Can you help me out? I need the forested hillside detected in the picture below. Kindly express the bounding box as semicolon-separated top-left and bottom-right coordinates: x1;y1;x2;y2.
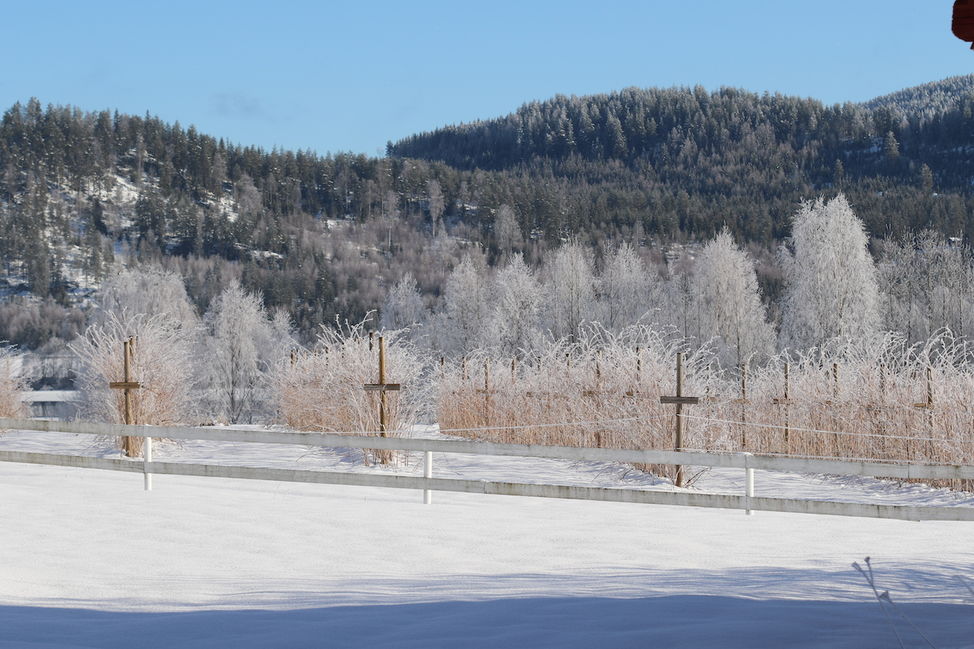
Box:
390;76;974;243
2;76;974;349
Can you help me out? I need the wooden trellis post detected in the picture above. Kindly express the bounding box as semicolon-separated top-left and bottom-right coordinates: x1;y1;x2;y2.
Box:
736;364;749;449
362;336;400;437
660;352;699;488
913;366;934;459
582;358;605;398
831;362;840;453
477;360;492;424
624;348;642;398
109;337;141;457
772;362;793;453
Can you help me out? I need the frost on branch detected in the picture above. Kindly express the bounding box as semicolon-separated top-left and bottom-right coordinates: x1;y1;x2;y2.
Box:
71;312;198;452
203;281;292;424
690;228;774;368
0;347;27;422
276;319;425;464
779;195;881;351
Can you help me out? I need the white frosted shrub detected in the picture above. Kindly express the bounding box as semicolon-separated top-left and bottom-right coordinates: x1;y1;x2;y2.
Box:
276;320;425;464
71;312;198;454
0;348;27;422
437;323;723;482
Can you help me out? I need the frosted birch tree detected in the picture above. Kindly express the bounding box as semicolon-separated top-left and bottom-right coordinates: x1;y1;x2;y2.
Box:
93;266;198;330
487;254;542;357
204;282;277;423
428;179;445;237
691;229;774;367
380;273;426;331
779;195;881;350
662;254;697;340
599;242;657;332
438;256;489;355
543;241;597;341
494;204;522;257
877;232;974;342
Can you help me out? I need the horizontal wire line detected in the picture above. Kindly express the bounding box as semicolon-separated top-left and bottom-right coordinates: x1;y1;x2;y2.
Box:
436;415;660;435
677;447;949;465
266;415;665;438
677;413;958;443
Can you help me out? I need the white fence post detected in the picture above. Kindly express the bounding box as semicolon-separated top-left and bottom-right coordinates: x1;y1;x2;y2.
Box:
743;452;754;515
423;450;433;505
144;436;153;492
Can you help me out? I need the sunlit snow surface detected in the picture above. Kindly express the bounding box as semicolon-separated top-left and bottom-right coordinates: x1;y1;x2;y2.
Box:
1;426;972;648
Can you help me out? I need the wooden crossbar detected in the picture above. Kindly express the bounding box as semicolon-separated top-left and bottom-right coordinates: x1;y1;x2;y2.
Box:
363;384;401;392
109;381;142;390
660;395;700;405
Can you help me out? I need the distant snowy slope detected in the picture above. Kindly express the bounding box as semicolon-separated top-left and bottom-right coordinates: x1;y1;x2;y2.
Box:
863;74;974;123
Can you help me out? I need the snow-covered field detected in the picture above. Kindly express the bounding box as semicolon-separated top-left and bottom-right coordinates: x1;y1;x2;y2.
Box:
1;427;972;648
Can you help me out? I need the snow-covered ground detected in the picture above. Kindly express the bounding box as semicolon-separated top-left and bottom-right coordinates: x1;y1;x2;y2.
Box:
1;427;972;648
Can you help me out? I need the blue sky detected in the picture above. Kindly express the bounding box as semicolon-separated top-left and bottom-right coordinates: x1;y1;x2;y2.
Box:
0;1;969;156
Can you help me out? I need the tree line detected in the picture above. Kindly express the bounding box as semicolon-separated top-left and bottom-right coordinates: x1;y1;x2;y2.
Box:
1;76;974;349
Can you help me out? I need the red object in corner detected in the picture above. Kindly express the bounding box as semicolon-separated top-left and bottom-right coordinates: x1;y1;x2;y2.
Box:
954;0;974;47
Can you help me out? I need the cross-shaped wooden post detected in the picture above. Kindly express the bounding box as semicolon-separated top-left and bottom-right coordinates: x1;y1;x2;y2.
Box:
109;336;142;457
362;336;400;437
659;351;699;488
475;360;498;426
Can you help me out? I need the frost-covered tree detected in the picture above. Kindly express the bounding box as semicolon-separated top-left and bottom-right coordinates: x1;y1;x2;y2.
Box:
877;232;974;342
437;256;489;355
599;242;657;332
543;241;597;341
204;282;279;423
487;254;542;357
266;309;297;369
662;254;696;340
93;266;198;330
428;179;445;237
380;273;426;331
691;229;774;367
0;347;27;419
779;195;881;350
493;204;522;257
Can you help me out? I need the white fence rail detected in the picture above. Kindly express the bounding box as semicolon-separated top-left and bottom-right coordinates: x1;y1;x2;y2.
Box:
1;417;973;522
